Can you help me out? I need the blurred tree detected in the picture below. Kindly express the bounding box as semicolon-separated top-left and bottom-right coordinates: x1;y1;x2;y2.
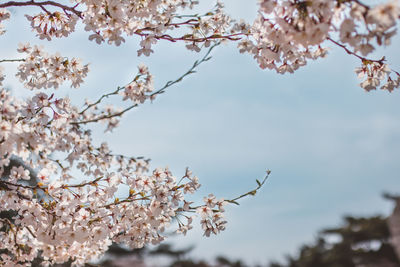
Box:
387;194;400;262
269;196;400;267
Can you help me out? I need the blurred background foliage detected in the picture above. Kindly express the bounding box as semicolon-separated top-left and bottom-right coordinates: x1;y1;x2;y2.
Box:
97;197;400;267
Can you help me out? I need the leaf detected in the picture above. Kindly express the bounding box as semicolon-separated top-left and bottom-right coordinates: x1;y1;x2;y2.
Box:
256;179;261;186
227;200;240;205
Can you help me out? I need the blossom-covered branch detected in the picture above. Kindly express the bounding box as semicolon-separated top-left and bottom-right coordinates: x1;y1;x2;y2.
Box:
1;0;400;266
73;42;219;127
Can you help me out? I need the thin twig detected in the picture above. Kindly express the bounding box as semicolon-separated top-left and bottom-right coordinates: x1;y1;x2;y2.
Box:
327;37;384;64
225;170;271;205
328;37;400;77
187;170;271;210
0;59;25;63
133;31;243;43
151;41;219;97
71;42;220;125
65;176;104;188
79;86;124;115
25;225;37;238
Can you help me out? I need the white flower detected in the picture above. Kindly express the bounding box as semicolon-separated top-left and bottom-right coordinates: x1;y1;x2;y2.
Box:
197;205;213;219
367;1;399;28
360;77;380;91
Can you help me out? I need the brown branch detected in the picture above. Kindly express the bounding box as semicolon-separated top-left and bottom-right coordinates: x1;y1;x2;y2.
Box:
134;31;244;43
0;180;37;190
0;180;38;200
71;103;138;125
102;196;150;209
327;37;384;64
328;37;400;78
65;176;104;188
0;59;25;63
25;225;37;238
0;0;82;17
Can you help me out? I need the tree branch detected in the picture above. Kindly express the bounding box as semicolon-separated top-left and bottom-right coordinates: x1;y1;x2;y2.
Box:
0;59;25;63
327;37;385;64
225;170;271;205
79;86;124;115
71;42;220;125
0;0;82;17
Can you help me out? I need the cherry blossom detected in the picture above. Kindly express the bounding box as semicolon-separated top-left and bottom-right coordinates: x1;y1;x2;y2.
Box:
15;43;89;90
0;0;399;265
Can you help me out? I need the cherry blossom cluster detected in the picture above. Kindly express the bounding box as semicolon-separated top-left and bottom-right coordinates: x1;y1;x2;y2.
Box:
78;0;234;55
341;1;399;56
197;193;227;237
75;63;155;132
0;41;241;265
77;101;123;132
0;0;399;265
355;61;400;92
0;8;10;36
182;2;234;52
81;0;196;46
1;0;399;91
236;0;400;89
15;43;89;90
2;0;235;55
236;0;336;73
0;86;228;266
120;64;154;104
25;12;79;40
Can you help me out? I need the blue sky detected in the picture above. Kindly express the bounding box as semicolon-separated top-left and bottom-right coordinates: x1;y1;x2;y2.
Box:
2;1;400;265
